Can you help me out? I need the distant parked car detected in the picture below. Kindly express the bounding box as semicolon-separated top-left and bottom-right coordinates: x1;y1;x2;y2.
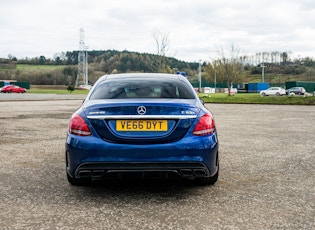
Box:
0;85;27;93
286;87;306;95
260;87;286;97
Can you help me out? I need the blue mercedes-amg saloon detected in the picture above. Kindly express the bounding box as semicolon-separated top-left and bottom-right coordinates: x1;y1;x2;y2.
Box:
66;73;219;185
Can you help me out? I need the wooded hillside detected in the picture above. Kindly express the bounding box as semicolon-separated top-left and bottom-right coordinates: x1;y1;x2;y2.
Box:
0;50;199;85
1;50;315;87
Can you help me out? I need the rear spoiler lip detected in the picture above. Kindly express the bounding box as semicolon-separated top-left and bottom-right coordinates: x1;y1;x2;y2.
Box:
87;115;197;120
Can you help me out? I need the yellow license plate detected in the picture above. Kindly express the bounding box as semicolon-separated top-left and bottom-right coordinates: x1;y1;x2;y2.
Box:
116;120;168;131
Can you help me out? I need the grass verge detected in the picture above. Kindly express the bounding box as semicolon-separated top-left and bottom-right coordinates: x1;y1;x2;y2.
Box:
26;89;315;105
199;93;315;105
28;88;89;95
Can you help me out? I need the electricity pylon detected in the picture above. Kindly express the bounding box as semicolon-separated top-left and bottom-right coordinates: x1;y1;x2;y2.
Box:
75;28;88;87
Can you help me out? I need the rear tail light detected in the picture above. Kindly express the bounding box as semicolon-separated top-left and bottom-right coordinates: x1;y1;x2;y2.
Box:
193;113;216;136
69;114;92;136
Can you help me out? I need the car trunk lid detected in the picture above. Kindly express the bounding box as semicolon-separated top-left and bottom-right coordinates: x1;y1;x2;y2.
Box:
83;100;200;144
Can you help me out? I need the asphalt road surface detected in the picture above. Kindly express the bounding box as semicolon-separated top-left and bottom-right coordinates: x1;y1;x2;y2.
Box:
0;94;314;229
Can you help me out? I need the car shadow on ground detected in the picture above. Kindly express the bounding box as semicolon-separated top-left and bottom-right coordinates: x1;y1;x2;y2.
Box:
66;178;214;201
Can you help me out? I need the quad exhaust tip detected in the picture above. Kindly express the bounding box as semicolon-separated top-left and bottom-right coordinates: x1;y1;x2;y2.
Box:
180;169;207;177
77;168;208;179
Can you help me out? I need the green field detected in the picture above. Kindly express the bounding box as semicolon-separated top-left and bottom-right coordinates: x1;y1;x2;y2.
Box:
26;88;315;105
199;93;315;105
16;64;65;71
28;88;89;95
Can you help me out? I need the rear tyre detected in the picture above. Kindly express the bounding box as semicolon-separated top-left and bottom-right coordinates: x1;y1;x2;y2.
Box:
67;173;89;186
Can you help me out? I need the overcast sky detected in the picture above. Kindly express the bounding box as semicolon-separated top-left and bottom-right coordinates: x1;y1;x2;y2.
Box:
1;0;314;62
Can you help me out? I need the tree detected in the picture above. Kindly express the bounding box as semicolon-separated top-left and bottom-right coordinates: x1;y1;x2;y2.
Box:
306;68;315;81
39;55;46;65
8;54;17;61
281;52;290;65
151;29;170;72
54;52;66;65
67;85;75;93
207;45;244;95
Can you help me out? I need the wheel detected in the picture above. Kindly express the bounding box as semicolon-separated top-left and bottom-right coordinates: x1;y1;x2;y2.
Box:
261;92;266;97
67;173;89;186
276;92;280;96
8;90;11;93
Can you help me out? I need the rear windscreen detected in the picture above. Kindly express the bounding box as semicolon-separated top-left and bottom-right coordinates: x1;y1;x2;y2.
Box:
89;78;195;99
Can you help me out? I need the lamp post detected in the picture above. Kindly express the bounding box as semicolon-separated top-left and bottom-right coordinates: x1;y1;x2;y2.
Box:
261;62;265;82
198;60;202;92
84;46;89;86
214;70;216;92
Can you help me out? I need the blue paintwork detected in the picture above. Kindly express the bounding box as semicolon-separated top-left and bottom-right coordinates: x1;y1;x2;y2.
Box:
66;73;219;181
66;131;218;176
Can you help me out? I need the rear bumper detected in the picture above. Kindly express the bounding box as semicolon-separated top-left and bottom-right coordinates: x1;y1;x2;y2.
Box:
66;132;219;180
71;161;215;180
